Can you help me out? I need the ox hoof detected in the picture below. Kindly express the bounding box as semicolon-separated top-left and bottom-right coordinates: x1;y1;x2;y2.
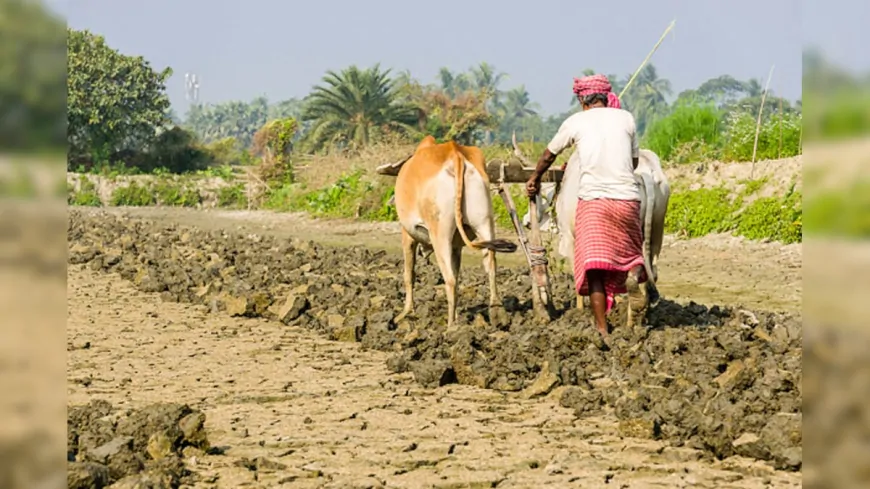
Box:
625;275;647;312
646;284;661;307
488;305;508;328
394;310;415;323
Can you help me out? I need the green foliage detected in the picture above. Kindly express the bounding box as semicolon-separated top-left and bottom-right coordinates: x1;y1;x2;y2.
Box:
734;188;802;244
665;183;803;243
665;187;736;237
153;179;202;207
196;164;236;180
0;0;67;150
721;111;802;161
184;97;304;148
643;103;724;162
251;118;299;182
491;185;529;229
217;184;248;209
110;182;155;206
145;127;212;173
202;137;247;166
804;180;870;238
68;177;102;207
301;65;419;153
409;88;495;145
303;170;367;215
67;28;173;167
263;170;396;221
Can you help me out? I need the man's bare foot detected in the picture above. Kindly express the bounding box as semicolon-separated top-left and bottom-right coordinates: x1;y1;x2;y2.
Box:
593;321;613;350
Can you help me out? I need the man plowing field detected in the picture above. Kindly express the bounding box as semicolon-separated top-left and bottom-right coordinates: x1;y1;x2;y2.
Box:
525;74;648;341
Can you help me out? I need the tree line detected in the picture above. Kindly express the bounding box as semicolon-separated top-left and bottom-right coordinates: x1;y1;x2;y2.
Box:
65;26;817;174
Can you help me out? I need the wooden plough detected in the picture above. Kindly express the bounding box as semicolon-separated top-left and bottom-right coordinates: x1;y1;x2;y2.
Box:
375;138;563;318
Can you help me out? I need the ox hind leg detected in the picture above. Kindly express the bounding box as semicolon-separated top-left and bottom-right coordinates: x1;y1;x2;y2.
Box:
429;227;461;330
395;228;419;323
469;223;508;326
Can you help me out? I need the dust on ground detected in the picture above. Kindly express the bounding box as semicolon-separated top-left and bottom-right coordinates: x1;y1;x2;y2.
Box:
68;207;802;487
68;264;800;488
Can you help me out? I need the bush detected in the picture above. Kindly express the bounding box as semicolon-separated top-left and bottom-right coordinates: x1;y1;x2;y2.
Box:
110;182;155;206
643;103;724;163
491;184;529;230
734;187;802;244
145;127;212;174
217;184;248;209
721;111;802;161
153;179;202;207
664;183;803;243
303;170;368;216
665;187;736;237
68;177;102;206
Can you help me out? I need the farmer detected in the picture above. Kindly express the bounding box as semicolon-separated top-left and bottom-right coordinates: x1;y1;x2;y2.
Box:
525;74;646;339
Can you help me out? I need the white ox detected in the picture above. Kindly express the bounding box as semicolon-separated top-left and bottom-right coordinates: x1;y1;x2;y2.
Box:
521;149;671;316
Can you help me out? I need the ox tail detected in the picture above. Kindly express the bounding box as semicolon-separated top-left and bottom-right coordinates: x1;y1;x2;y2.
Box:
638;172;659;300
452;152;518;254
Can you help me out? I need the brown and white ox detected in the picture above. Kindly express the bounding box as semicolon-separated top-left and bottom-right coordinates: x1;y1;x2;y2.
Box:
393;136;518;329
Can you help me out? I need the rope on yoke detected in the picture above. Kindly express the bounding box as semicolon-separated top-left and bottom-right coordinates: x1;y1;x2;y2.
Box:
528;245;548;267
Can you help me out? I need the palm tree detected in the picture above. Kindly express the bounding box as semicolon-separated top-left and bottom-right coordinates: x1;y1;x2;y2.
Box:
621;64;672;134
301;64;419;152
437;67;471;98
469;62;508;109
498;85;541;142
502;85;539;119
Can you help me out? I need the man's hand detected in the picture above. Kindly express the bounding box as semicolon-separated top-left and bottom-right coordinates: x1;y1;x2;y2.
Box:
526;173;541;197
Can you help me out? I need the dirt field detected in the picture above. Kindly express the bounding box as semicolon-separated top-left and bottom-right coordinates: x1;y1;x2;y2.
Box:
67;207;802;488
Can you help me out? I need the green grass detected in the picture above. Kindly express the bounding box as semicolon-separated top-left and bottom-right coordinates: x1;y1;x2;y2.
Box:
664;180;802;244
642;103;802;164
643;103;724;163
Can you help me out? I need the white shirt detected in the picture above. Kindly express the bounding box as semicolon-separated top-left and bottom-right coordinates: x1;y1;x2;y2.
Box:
546;107;640;201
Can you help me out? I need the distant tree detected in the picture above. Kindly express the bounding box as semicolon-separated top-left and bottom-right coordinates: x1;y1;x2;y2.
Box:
621;64;672;134
67;28;173;165
184;97;304;149
496;85;541;142
437;67;471;98
300;64;419;152
0;0;66;150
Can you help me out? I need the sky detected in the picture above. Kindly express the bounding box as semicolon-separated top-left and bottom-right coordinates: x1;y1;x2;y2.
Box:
49;0;853;118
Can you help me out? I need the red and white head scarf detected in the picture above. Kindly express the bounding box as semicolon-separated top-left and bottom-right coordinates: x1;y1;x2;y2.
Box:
573;74;621;108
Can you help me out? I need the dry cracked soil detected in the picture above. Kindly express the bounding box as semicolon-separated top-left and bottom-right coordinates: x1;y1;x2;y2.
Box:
67;207;802;488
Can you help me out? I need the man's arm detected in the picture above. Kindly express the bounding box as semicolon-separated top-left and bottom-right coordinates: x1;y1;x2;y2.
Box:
533;149;558;177
526;120;573;196
534;121;573;177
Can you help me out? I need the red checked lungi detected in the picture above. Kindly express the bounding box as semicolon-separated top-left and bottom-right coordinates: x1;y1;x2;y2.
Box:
573;198;647;304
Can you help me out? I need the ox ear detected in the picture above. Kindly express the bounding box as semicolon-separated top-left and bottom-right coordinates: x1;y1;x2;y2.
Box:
416;135;437;151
